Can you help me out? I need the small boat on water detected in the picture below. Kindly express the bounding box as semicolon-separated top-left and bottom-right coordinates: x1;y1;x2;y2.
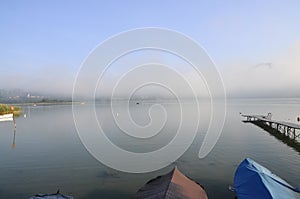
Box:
234;158;300;199
135;167;208;199
0;113;13;122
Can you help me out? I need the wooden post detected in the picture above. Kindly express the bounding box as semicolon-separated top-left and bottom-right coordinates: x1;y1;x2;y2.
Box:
292;128;296;140
284;126;287;136
13;114;16;129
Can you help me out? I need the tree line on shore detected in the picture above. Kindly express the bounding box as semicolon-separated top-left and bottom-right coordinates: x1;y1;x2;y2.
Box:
0;104;22;116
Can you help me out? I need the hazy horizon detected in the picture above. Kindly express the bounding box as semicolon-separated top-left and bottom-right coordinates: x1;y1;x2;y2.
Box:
1;1;300;99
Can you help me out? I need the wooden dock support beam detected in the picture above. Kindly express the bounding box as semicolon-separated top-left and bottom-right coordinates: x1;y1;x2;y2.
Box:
242;114;300;141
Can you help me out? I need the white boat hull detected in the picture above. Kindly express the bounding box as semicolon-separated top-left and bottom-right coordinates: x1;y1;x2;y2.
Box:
0;113;13;122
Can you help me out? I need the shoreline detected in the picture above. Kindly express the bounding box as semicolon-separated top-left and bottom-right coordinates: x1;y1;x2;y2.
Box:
9;101;75;106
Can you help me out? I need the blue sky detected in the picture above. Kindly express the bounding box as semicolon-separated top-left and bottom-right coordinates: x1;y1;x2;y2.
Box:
1;1;300;97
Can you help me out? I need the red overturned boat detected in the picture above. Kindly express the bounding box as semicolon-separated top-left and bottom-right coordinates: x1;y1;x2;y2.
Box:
135;167;208;199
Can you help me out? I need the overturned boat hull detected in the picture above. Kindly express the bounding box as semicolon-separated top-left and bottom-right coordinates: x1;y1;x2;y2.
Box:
234;158;300;199
135;167;208;199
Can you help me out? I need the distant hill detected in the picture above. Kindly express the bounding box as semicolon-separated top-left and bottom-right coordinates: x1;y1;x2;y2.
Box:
0;89;71;104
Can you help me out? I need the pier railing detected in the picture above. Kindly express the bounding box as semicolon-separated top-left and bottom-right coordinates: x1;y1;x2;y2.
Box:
242;114;300;141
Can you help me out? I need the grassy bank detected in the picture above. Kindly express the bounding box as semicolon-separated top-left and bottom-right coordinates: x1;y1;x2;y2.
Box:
0;104;22;116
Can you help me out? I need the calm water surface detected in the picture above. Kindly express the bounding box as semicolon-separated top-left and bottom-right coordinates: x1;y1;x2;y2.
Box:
0;99;299;199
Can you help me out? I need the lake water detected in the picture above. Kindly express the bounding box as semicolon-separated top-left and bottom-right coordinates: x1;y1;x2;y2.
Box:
0;99;299;199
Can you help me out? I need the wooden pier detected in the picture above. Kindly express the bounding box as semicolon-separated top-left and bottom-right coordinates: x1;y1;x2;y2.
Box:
242;113;300;140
